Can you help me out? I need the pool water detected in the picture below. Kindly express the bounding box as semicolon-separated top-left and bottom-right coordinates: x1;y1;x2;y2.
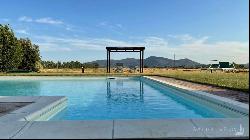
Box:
0;76;246;120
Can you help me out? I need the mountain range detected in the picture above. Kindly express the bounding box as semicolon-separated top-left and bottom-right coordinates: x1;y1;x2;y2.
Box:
86;56;204;68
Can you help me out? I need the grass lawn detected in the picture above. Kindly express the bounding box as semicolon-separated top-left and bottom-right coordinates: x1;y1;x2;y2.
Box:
0;68;249;92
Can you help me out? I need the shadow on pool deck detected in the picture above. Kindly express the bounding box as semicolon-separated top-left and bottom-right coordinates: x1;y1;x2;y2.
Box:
0;102;31;117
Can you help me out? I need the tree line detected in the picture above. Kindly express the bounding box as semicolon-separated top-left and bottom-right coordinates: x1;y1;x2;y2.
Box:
41;61;99;69
0;24;41;72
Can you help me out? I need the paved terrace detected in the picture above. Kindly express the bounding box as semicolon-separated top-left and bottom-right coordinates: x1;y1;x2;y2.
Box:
0;118;249;139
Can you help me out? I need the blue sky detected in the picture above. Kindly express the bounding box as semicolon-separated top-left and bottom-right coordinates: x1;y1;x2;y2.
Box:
0;0;249;64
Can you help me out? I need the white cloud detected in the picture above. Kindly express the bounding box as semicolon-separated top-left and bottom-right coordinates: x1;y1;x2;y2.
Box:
168;34;194;41
35;17;63;25
147;36;249;64
34;35;249;64
116;24;123;28
15;29;29;35
34;35;138;51
187;41;248;63
66;27;72;31
18;16;33;22
144;36;168;48
97;21;124;34
35;42;72;52
18;16;63;25
98;21;108;26
168;34;209;44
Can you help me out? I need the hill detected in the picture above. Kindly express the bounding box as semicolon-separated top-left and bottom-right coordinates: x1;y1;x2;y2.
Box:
86;56;202;68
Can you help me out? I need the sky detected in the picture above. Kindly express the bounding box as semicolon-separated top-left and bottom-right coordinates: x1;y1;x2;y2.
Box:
0;0;249;64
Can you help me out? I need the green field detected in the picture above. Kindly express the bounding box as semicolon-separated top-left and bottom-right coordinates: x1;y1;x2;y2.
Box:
0;68;249;92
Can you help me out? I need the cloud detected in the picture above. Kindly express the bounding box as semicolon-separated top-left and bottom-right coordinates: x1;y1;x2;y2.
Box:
35;17;63;25
168;34;194;41
15;29;29;35
34;34;249;64
18;16;33;22
116;24;123;28
168;34;209;44
18;16;63;25
144;36;168;48
35;42;72;52
98;21;108;26
66;27;72;31
34;35;138;51
146;36;249;64
98;21;123;29
97;21;124;34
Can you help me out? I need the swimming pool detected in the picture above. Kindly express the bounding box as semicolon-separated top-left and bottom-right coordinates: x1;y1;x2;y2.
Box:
0;76;247;120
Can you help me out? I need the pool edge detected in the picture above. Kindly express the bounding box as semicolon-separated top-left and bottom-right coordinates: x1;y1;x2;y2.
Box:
142;76;249;116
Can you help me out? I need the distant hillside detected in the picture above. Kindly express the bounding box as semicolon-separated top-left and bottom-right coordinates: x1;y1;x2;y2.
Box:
86;56;202;68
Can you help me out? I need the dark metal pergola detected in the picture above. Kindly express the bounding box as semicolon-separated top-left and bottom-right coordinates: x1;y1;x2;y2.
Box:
106;47;145;73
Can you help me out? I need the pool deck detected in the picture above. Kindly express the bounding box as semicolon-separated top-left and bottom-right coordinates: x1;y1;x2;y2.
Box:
0;76;249;139
0;118;248;139
150;76;249;104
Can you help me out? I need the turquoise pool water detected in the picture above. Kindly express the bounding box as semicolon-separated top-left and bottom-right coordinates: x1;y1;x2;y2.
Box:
0;76;245;120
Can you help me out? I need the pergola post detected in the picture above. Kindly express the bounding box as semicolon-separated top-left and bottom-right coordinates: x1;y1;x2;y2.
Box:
106;50;109;73
108;51;111;73
140;50;142;73
142;50;144;73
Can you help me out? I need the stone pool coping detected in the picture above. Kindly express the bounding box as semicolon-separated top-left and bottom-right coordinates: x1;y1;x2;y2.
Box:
143;76;249;116
0;96;67;121
0;76;249;139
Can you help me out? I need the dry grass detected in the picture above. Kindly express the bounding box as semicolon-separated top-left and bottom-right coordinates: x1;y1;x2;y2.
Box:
150;69;249;92
1;68;249;92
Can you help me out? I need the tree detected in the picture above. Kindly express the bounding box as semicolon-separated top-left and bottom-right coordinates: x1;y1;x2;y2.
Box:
0;24;41;72
0;24;22;71
232;62;245;69
18;38;41;71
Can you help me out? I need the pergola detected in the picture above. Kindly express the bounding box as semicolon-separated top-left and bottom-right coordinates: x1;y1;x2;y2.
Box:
106;47;145;73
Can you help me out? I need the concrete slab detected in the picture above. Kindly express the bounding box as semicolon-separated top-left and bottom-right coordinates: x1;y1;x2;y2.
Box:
113;119;205;139
15;120;113;139
0;121;29;139
0;113;27;122
191;118;249;138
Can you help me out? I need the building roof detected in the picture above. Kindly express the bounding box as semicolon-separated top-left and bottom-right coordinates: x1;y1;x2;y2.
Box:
106;47;145;51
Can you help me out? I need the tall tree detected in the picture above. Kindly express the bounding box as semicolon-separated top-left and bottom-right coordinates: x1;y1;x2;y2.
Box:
0;24;22;71
19;38;41;71
0;24;41;72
